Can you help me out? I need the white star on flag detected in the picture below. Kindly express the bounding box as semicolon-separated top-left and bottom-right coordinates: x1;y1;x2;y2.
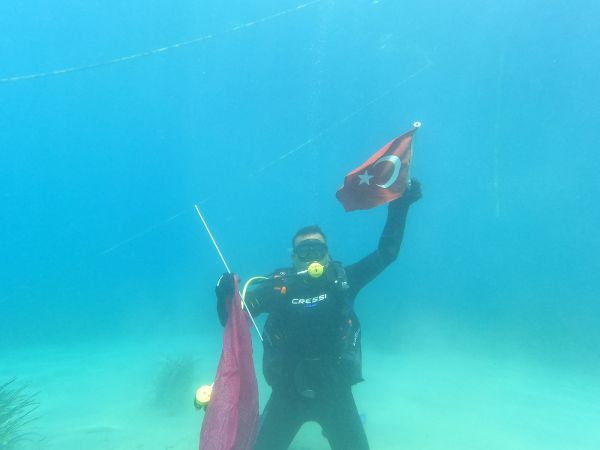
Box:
358;170;374;185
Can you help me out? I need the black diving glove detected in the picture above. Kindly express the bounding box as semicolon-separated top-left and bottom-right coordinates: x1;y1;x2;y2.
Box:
215;272;235;301
216;272;236;326
390;178;422;209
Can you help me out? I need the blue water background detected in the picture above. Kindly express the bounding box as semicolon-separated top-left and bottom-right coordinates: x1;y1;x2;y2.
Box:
1;0;599;372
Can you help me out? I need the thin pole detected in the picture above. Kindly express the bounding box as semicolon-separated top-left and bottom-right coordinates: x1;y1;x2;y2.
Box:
194;204;231;274
194;204;263;342
407;120;422;190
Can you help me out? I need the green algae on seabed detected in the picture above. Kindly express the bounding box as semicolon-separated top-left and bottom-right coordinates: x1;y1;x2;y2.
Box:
0;378;39;449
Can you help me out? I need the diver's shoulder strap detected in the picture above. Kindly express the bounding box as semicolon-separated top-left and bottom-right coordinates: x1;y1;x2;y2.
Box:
267;264;350;294
271;267;293;278
328;260;350;293
268;267;295;287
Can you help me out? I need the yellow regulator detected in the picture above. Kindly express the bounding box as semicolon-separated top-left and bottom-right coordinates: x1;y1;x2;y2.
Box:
307;262;324;278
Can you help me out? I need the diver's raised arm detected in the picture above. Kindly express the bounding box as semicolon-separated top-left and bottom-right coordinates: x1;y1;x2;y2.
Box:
345;179;422;294
378;178;422;265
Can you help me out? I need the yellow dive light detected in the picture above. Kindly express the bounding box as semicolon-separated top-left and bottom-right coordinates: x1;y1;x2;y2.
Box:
194;384;213;410
307;262;324;278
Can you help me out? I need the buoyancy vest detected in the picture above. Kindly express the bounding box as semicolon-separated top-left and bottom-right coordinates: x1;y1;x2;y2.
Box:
261;261;363;391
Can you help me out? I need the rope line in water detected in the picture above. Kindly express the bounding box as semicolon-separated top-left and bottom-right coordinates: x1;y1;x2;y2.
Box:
99;212;186;255
99;58;434;255
0;0;323;83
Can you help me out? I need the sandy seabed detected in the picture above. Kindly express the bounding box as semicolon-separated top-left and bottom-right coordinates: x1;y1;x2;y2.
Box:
2;334;599;450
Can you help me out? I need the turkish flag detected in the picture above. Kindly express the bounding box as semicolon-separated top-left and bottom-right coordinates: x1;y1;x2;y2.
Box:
336;124;419;212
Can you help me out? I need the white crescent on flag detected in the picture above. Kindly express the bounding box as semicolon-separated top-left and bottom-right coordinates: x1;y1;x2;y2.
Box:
374;155;401;189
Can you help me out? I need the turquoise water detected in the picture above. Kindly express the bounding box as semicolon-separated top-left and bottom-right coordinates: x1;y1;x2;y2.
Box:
1;1;599;448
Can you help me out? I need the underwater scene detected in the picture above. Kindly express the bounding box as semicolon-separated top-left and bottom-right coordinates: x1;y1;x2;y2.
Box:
1;0;599;449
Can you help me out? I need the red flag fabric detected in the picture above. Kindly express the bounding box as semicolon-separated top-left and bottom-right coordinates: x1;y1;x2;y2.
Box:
336;124;418;212
199;275;259;450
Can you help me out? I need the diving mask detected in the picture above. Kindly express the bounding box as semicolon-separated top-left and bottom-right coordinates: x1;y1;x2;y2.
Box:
294;239;328;262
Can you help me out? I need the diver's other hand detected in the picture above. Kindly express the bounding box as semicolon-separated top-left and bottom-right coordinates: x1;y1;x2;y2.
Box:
215;272;235;301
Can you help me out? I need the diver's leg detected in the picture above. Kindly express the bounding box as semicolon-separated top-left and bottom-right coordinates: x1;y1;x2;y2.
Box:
253;389;303;450
318;386;369;450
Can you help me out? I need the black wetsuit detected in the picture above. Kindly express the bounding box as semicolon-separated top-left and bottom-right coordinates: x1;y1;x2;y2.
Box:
216;198;414;450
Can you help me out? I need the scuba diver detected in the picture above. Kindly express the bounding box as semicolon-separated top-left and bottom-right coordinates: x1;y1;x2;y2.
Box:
214;179;422;450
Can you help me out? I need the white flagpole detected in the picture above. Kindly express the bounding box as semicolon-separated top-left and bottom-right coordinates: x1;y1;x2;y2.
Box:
194;204;232;274
407;121;421;190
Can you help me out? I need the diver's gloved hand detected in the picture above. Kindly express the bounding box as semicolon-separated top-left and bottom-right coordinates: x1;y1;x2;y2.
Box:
215;272;235;301
216;272;236;326
390;178;422;209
